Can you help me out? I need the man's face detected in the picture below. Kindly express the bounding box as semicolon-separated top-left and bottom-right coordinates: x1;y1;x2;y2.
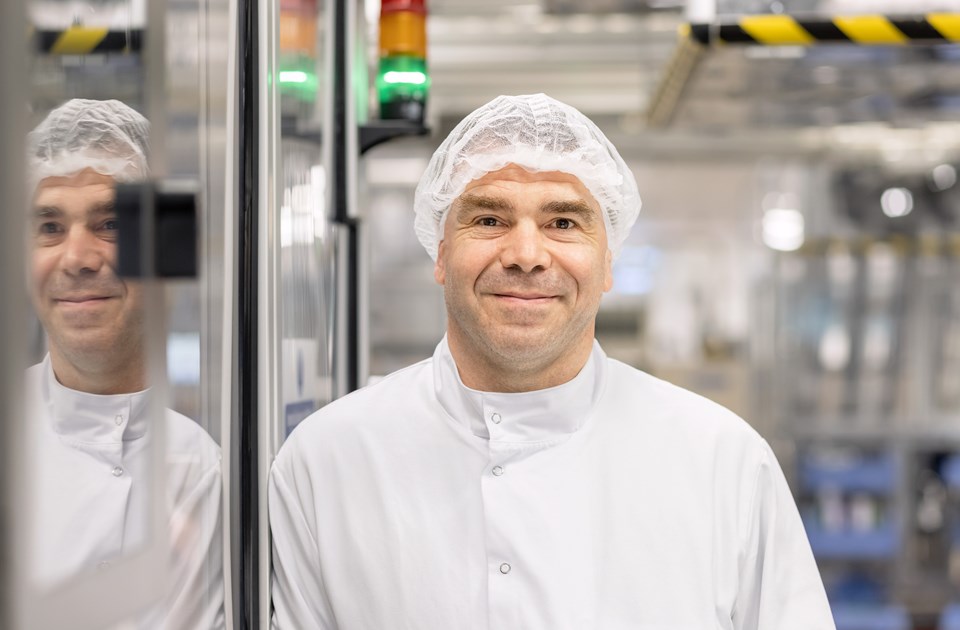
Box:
434;164;613;375
30;169;143;369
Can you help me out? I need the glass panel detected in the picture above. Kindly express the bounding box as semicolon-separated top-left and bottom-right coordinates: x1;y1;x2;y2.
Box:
276;0;335;444
262;0;334;624
16;0;228;626
279;141;336;440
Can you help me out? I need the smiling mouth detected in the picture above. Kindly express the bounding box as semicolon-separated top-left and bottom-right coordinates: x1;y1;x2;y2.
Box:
494;293;557;302
56;296;114;306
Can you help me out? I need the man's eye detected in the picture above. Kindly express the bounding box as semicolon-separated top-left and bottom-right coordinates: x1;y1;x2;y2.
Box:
38;222;62;235
553;218;575;230
477;217;500;227
102;219;119;231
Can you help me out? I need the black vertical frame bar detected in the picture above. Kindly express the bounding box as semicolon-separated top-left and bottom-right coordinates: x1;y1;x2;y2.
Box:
330;0;359;393
347;222;360;392
234;0;259;625
332;0;347;227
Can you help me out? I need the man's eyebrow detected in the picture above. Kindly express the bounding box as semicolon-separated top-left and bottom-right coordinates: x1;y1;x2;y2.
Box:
31;201;115;219
89;200;116;216
32;206;62;219
540;199;598;224
456;194;514;219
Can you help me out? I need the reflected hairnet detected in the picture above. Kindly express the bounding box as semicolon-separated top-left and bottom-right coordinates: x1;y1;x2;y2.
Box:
28;99;150;187
414;93;641;261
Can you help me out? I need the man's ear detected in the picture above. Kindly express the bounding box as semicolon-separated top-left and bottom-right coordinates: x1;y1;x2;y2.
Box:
434;241;446;285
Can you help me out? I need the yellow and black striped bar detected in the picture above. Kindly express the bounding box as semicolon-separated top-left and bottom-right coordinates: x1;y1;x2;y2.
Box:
34;27;143;55
688;14;960;46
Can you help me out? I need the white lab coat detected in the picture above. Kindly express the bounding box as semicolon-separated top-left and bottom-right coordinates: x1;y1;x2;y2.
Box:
270;337;835;630
26;355;224;629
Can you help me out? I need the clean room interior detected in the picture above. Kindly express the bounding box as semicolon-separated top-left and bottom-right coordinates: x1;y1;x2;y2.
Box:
3;0;960;627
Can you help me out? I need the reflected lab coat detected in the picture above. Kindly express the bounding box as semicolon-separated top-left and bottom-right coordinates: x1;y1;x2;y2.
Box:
270;337;835;630
26;355;224;629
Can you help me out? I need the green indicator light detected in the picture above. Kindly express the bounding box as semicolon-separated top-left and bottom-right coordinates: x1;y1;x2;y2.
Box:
377;55;429;122
279;57;318;101
383;70;427;85
279;70;309;84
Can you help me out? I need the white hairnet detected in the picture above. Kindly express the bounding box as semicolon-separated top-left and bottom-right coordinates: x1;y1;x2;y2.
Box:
28;98;150;188
414;93;641;261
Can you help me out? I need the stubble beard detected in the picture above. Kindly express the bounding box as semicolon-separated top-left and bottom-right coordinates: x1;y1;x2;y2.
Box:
35;273;146;384
44;307;146;387
443;286;598;382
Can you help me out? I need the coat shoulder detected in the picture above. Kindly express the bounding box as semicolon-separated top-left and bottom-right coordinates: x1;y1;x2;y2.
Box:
603;357;766;450
275;356;434;465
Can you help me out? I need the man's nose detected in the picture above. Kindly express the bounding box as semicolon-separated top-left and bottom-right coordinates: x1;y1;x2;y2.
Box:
60;228;107;275
499;221;551;273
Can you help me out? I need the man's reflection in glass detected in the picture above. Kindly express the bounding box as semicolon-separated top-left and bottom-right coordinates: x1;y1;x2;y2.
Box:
25;99;224;628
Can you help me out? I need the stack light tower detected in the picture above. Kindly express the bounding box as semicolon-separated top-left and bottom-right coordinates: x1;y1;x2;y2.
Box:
278;0;319;101
376;0;429;123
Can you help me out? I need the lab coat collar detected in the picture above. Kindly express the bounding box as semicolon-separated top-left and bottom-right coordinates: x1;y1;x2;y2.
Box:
41;354;150;443
433;335;606;443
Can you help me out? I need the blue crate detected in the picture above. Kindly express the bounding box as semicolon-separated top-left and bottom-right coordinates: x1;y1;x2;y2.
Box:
833;604;910;630
826;572;886;605
804;521;899;559
944;455;960;490
941;603;960;630
800;453;896;494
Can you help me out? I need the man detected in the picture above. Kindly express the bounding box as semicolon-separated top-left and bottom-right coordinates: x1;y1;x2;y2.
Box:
25;99;223;628
270;94;835;629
